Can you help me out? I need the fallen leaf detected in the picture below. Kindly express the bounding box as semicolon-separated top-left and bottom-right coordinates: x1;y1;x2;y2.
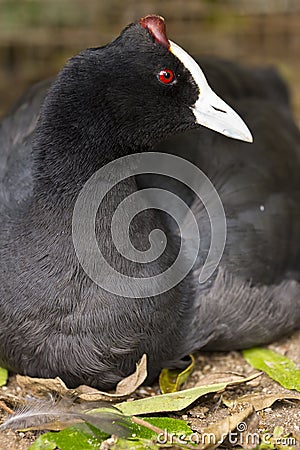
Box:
75;384;119;401
16;357;148;402
223;391;300;411
185;371;260;389
133;416;193;439
108;437;159;449
0;367;8;387
159;354;195;394
243;347;300;391
28;423;109;450
16;375;70;397
15;375;127;401
116;354;147;395
0;393;24;409
114;373;260;415
194;405;255;449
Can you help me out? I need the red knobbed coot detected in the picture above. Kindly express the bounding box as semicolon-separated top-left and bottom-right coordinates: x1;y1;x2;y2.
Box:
0;16;299;389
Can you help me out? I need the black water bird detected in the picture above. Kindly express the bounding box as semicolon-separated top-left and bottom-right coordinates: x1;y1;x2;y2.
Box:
0;15;299;389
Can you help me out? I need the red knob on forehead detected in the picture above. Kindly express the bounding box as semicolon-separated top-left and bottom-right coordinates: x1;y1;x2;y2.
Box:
139;15;170;49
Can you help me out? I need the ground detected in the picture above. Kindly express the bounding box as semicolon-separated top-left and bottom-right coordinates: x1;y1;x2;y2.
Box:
0;331;299;450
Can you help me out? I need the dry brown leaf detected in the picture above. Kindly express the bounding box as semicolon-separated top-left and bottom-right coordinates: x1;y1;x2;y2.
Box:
76;389;129;401
0;393;25;409
16;375;70;397
15;375;128;402
115;354;147;395
195;405;254;450
16;354;147;402
239;411;260;450
75;385;126;401
223;391;300;411
194;372;261;388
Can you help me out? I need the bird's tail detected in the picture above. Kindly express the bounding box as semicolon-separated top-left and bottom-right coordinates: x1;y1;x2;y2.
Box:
187;266;300;352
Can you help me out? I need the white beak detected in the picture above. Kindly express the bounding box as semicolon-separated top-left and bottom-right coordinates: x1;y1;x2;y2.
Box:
193;87;253;142
169;41;253;143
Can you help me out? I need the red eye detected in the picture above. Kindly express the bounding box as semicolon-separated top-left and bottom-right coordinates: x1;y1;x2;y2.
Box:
158;69;175;84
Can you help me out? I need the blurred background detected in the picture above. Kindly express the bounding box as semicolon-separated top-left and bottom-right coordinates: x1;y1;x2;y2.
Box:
0;0;299;121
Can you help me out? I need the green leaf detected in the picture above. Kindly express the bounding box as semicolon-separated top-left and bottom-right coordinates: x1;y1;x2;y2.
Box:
29;415;193;450
28;423;109;450
159;354;195;393
115;374;259;415
243;347;300;391
130;416;193;440
29;439;56;450
116;416;193;448
273;426;284;439
116;383;226;415
0;367;8;386
109;437;159;449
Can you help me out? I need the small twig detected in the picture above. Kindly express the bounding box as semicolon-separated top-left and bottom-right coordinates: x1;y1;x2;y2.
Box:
131;416;167;435
0;400;14;415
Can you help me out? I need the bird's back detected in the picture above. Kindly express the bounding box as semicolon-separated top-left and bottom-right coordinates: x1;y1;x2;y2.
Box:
0;80;51;211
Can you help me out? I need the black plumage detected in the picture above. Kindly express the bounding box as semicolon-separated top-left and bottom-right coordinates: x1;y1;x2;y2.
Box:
0;16;299;389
